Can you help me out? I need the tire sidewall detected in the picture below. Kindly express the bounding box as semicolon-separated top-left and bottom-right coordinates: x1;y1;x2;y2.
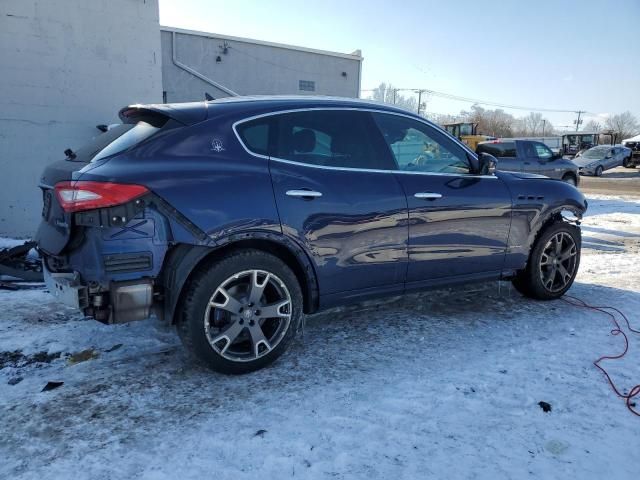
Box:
179;250;303;374
527;222;581;300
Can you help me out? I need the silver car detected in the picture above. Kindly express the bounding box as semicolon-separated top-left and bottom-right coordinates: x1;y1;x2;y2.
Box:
572;145;631;176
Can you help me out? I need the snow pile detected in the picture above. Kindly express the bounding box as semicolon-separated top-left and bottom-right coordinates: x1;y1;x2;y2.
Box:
0;194;639;479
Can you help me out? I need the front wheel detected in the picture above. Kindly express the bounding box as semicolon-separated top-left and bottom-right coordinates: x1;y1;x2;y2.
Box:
595;165;604;177
512;222;581;300
561;173;577;186
176;249;303;374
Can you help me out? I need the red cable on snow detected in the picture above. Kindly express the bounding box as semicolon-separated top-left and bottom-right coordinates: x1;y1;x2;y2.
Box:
562;295;640;417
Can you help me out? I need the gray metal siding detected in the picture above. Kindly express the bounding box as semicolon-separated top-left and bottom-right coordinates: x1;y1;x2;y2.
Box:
161;30;361;103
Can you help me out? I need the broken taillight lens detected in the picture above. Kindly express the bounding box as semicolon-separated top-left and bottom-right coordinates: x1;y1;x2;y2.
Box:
54;181;148;213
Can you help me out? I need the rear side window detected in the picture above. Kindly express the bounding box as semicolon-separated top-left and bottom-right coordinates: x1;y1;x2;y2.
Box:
477;142;516;158
271;110;396;170
236;118;270;156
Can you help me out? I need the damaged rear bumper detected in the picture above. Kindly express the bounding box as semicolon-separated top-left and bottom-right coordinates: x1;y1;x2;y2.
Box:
43;262;153;324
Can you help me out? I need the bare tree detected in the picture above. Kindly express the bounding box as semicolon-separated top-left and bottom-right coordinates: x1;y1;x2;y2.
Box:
458;105;515;137
522;112;544;136
583;120;602;133
604;111;640;141
370;83;417;113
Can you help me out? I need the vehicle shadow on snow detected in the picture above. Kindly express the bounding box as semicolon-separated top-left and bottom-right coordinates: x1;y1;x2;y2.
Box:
3;278;638;465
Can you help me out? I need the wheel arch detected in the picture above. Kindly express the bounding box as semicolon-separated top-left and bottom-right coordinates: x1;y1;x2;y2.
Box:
158;232;320;324
522;204;583;270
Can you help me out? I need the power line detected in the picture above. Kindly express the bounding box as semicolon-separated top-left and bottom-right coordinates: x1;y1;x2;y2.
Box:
361;86;589;114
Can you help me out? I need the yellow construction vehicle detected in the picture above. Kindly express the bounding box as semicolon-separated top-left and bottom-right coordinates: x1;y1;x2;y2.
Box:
443;122;496;151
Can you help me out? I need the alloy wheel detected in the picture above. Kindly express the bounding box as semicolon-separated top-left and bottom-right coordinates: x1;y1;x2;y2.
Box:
203;270;292;362
538;232;578;293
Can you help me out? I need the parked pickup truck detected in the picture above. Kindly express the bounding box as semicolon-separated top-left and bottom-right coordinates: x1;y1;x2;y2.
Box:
476;140;580;186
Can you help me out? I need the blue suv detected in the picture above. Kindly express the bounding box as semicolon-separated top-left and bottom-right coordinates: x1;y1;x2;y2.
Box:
36;97;587;374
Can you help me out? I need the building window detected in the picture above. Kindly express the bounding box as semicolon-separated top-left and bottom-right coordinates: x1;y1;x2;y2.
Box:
299;80;316;92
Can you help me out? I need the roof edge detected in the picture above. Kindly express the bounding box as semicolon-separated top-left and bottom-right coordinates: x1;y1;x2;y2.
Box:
160;25;363;61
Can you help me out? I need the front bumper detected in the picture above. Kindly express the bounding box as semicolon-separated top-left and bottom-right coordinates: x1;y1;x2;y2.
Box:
43;262;154;324
578;166;598;175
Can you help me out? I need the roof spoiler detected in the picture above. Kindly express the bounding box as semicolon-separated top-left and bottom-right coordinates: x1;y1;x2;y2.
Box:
118;102;209;127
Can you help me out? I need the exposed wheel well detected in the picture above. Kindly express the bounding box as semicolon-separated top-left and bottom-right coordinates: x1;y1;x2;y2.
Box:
212;239;317;314
522;209;580;272
167;237;319;322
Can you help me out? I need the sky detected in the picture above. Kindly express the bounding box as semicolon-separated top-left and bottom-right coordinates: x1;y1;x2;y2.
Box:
159;0;640;128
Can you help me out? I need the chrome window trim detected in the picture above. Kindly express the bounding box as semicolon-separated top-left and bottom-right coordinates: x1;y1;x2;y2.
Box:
231;107;497;179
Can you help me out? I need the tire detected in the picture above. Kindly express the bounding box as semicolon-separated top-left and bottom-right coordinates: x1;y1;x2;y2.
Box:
176;249;303;374
561;173;577;186
595;165;603;177
623;157;630;168
512;222;581;300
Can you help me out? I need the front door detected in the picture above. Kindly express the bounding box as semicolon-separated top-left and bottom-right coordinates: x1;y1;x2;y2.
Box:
249;109;408;297
371;112;512;283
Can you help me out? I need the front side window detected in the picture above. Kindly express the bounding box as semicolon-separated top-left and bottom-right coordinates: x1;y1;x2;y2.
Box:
372;113;470;174
271;110;395;170
533;142;553;160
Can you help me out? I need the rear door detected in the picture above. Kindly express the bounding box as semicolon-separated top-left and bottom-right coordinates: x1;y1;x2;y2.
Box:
239;110;408;298
371;112;512;282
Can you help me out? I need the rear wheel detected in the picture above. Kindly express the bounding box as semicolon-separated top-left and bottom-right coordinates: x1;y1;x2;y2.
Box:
512;222;581;300
176;249;303;374
595;165;604;177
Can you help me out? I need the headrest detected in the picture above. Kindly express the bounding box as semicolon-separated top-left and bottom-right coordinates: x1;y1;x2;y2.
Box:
292;129;316;153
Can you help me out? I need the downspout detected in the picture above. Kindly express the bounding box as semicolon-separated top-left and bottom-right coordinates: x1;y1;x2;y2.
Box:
171;32;239;97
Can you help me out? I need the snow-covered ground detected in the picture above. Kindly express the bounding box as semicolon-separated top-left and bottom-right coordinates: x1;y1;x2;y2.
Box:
1;195;639;479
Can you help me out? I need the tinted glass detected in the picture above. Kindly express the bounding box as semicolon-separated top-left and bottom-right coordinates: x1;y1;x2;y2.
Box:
477;142;516;158
236;118;270;156
272;110;395;170
372;113;470;174
92;122;159;162
533;142;553;160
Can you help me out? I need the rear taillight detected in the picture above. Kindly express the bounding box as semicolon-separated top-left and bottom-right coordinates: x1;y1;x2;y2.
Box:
54;181;148;213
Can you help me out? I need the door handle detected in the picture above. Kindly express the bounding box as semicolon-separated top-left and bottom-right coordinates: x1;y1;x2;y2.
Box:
286;189;323;198
414;192;443;200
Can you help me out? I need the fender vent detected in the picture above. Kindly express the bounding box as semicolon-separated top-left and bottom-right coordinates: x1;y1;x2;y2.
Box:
103;252;152;273
517;194;544;201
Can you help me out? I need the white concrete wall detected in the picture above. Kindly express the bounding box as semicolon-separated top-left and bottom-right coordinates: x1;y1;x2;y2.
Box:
0;0;162;237
161;28;362;103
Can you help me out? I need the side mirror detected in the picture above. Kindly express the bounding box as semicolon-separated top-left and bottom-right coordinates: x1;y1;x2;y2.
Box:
551;153;562;160
478;152;497;175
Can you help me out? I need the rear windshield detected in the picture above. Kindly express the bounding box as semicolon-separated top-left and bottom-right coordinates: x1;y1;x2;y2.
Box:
92;122;159;162
68;122;160;163
476;142;516;157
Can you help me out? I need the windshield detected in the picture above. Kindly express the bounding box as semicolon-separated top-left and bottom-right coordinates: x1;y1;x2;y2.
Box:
92;122;159;162
583;147;608;159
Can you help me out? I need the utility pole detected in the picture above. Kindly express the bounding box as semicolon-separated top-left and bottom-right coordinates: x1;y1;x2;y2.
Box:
415;89;427;116
574;110;585;131
392;88;398;105
542;119;546;136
